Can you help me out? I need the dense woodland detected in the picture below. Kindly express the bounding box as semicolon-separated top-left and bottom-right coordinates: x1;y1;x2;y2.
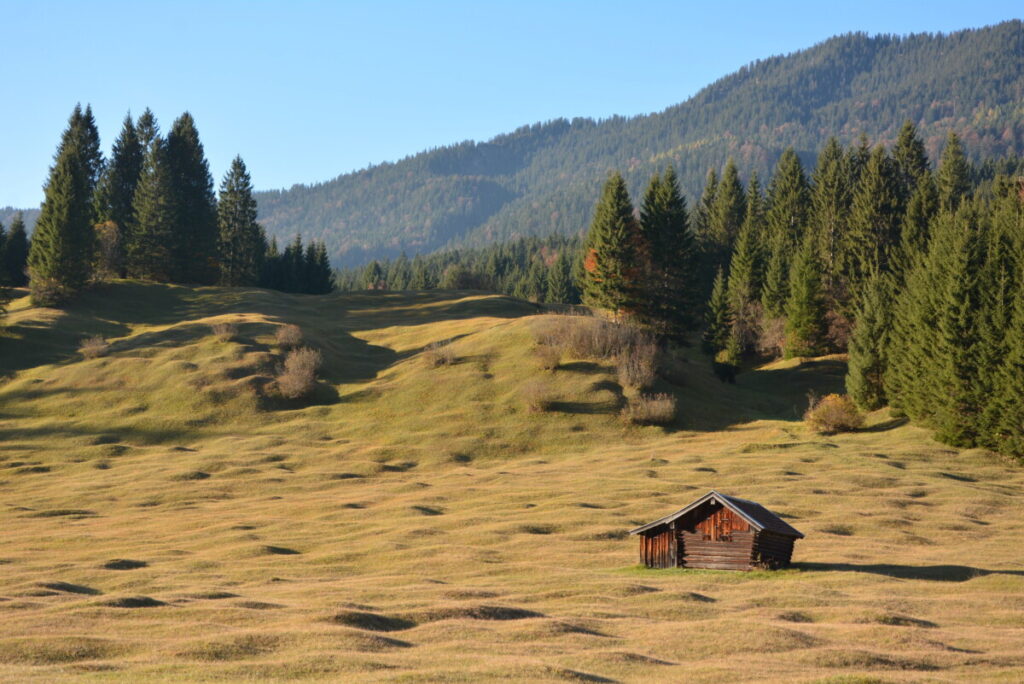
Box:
258;22;1024;265
16;105;333;307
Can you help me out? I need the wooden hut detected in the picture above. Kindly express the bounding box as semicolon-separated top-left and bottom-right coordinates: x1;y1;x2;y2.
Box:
629;490;804;570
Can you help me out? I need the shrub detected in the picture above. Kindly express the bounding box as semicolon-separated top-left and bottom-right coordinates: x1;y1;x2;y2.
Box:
423;340;456;367
276;347;322;399
756;316;786;358
617;340;657;390
533;344;561;371
79;336;109;359
533;314;654;362
211;322;238;343
275;324;303;350
621;393;676;425
804;393;864;434
521;380;554;412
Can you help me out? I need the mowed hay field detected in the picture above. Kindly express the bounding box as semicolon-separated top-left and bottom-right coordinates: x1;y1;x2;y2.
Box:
1;282;1023;683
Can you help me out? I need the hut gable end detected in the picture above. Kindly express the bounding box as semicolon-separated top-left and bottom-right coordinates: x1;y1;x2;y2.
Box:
629;490;803;571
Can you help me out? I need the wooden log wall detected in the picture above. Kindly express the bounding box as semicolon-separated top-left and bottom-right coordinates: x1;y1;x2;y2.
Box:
678;530;754;570
692;505;750;540
639;528;676;568
752;531;795;568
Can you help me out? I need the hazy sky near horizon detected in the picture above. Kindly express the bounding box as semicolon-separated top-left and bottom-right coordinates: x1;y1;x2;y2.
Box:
1;1;1018;208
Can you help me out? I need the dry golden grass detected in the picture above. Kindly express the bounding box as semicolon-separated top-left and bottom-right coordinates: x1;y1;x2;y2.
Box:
0;283;1022;682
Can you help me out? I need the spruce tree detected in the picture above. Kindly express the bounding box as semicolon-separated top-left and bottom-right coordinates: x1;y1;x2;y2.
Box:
261;236;282;289
693;168;718;246
726;173;765;350
128;136;175;281
3;213;29;287
546;251;572;304
581;172;640;316
809;137;850;294
843;145;901;300
303;241;335;294
708;158;745;261
994;290;1024;457
765;148;810;247
363;260;384;290
896;171;939;275
936;131;971;214
28;109;96;304
702;267;733;356
93;114;144;277
760;230;791;320
135;108;159;150
637;166;698;338
892;120;929;203
217;156;264;287
783;233;827;358
166;112;218;284
846;270;892;409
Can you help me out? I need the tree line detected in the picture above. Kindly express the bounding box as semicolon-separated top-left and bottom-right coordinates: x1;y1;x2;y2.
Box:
22;104;333;307
580;122;1023;459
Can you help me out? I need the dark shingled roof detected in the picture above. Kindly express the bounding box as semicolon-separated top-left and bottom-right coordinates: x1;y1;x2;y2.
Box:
628;490;804;539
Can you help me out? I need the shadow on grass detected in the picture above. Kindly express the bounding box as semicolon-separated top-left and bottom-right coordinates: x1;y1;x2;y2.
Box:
793;562;1024;581
859;417;910;433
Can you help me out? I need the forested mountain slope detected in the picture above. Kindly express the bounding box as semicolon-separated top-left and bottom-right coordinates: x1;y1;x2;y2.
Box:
256;21;1024;266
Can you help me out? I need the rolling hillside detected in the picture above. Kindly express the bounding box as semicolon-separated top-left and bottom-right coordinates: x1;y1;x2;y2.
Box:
256;21;1024;265
1;282;1023;681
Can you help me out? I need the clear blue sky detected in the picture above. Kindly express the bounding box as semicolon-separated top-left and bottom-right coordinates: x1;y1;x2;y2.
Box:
1;1;1018;209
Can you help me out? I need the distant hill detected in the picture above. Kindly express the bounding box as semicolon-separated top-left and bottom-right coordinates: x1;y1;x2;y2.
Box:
255;21;1024;266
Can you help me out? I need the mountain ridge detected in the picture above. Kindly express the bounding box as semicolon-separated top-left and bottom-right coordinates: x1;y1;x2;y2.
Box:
254;20;1023;266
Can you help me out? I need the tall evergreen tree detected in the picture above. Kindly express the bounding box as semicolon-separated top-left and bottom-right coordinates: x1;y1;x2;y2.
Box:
135;108;159;150
843;145;901;299
726;173;765;349
702;267;733;356
93;113;144;276
783;233;827;358
896;171;939;276
304;241;335;294
2;212;29;286
760;230;792;320
707;158;745;261
765;148;810;247
693;168;718;246
809;137;850;293
846;269;892;409
28;108;96;304
128;136;175;281
546;250;573;304
637;166;698;338
936;131;971;214
166;112;219;284
580;172;640;315
892;120;929;202
217;156;264;287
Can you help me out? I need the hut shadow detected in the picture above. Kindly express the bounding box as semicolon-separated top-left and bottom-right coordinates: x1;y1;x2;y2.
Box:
792;562;1024;582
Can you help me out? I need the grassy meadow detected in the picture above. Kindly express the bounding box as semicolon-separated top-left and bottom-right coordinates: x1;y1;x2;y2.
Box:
1;281;1022;682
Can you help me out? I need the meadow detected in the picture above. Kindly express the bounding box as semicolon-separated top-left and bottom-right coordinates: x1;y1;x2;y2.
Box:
1;282;1022;682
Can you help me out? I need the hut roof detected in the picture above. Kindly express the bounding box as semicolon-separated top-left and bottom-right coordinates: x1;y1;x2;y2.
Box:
628;490;804;539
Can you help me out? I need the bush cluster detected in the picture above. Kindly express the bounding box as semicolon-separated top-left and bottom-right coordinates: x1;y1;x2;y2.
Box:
621;393;677;425
78;335;110;359
423;340;456;367
210;322;237;343
276;347;322;399
275;324;303;350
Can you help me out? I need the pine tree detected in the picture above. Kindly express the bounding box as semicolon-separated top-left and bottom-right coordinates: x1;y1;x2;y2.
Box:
546;251;572;304
896;171;939;275
809;138;850;294
135;108;159;150
261;236;282;289
936;131;971;214
702;267;733;356
166;112;218;283
635;166;698;337
726;173;765;350
217;156;264;287
846;270;892;409
843;145;901;300
707;158;745;261
2;212;29;286
580;172;640;315
302;241;335;294
93;114;145;278
760;230;791;320
28;108;96;304
693;168;718;245
363;260;384;290
994;290;1024;457
128;136;175;281
765;148;810;247
783;233;827;358
892;120;929;203
389;253;411;290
